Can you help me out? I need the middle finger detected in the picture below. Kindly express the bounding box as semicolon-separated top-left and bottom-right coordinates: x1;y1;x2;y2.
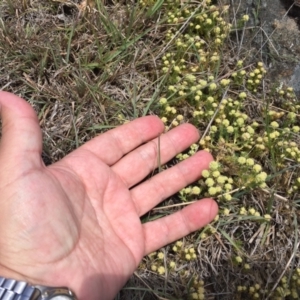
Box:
111;123;200;188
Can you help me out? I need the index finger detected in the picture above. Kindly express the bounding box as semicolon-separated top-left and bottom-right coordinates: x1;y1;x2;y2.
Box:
77;116;164;166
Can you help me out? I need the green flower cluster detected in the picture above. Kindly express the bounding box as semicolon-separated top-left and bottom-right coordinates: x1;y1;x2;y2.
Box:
158;1;231;126
189;278;206;299
236;268;300;299
273;270;300;299
232;61;267;93
237;283;261;299
146;241;198;276
200;161;233;200
140;0;300;296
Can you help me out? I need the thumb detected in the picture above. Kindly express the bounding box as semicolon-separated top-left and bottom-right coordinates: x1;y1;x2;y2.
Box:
0;91;43;169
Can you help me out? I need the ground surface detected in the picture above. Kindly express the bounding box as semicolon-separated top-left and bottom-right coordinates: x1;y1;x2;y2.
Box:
228;0;300;95
1;1;300;300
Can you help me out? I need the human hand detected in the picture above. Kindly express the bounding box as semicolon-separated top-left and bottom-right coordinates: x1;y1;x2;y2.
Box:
0;91;218;300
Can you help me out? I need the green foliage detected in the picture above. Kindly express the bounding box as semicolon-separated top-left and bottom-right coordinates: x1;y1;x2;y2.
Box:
1;0;299;298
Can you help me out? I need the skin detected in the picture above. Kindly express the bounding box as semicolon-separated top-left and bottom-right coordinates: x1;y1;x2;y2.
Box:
0;91;218;300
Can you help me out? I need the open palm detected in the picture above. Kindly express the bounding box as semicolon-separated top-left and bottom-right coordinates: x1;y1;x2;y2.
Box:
0;92;218;300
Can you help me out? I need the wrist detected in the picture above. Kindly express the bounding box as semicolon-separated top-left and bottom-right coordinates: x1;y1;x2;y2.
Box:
0;275;77;300
0;265;80;299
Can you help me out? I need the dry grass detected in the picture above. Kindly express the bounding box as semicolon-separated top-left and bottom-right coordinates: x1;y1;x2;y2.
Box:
1;0;300;299
0;0;164;162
